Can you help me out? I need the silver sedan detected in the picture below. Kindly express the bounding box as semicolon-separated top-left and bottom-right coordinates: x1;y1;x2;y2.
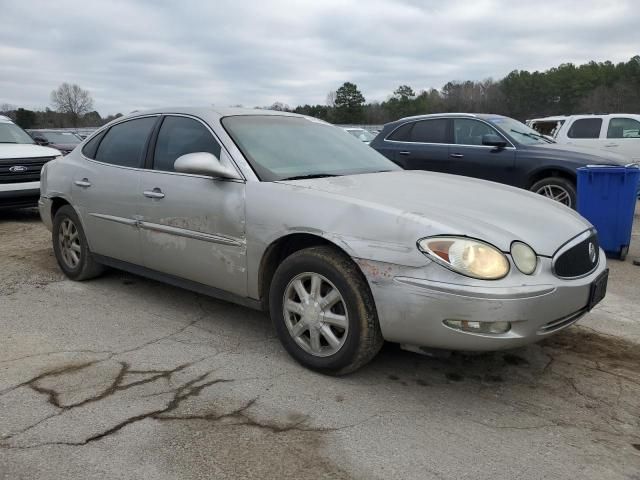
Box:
39;108;608;374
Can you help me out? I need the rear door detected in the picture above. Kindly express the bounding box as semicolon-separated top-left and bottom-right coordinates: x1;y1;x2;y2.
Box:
384;118;451;173
137;115;247;296
449;118;516;183
603;116;640;161
72;116;158;265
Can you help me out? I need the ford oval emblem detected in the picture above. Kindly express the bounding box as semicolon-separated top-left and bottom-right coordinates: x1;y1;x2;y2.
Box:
588;242;596;263
9;165;28;173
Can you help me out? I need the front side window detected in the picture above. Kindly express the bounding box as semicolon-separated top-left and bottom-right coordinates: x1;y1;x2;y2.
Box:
409;119;448;143
567;118;602;139
607;117;640;139
153;116;221;172
95;117;157;168
453;119;500;146
222;115;399;181
0;122;35;144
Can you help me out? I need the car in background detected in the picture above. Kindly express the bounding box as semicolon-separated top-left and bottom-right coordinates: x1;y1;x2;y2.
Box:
371;113;627;208
28;129;82;155
0;116;61;209
343;127;376;144
39;107;607;374
528;114;640;162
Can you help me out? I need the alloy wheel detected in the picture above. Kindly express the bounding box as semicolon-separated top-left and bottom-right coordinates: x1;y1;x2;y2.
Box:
58;218;81;269
282;272;349;357
535;184;572;207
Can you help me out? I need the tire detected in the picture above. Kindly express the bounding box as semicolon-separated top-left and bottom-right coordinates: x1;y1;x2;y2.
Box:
269;246;383;375
530;177;577;208
52;205;104;281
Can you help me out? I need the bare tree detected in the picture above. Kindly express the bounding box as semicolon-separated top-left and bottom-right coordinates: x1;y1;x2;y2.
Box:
326;90;337;107
50;83;94;125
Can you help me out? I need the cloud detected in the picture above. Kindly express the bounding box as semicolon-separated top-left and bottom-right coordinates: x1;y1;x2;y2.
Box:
1;0;638;115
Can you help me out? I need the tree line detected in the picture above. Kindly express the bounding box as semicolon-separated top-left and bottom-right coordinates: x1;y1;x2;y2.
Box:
3;56;639;129
292;55;640;124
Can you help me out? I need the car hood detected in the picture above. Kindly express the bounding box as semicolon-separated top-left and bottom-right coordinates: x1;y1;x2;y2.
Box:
0;143;61;159
527;143;629;164
278;170;591;257
49;143;78;151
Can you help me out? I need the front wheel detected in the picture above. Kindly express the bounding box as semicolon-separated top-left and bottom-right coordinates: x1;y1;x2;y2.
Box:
269;246;383;375
531;177;576;208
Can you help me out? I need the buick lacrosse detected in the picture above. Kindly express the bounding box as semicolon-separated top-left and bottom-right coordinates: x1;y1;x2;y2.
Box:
39;108;608;374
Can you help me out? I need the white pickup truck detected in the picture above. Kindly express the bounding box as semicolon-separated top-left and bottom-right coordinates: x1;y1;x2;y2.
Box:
528;114;640;162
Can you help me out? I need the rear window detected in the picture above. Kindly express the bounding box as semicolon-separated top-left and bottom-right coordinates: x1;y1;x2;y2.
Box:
387;122;414;141
567;118;602;139
410;119;448;143
95;117;157;168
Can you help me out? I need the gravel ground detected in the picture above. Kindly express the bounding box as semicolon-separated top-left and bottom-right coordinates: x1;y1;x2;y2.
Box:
1;206;639;480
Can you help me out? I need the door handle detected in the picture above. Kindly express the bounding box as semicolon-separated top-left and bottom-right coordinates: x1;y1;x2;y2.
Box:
143;188;165;199
74;178;91;188
449;153;464;158
398;151;411;156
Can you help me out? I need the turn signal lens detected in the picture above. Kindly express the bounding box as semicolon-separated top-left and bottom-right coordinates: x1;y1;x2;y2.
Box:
418;237;509;280
511;241;537;275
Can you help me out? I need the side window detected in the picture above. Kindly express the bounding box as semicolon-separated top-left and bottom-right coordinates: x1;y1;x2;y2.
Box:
387;122;414;141
453;119;500;146
95;117;157;167
607;117;640;139
81;130;106;159
410;119;448;143
153;116;221;172
567;118;602;139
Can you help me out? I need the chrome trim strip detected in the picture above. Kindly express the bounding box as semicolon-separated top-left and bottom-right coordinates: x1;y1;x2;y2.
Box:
0;181;40;192
138;221;245;247
89;213;138;226
551;229;599;279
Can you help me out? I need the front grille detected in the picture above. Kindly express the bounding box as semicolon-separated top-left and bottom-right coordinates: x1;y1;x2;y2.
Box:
538;309;587;334
0;156;55;184
553;231;599;278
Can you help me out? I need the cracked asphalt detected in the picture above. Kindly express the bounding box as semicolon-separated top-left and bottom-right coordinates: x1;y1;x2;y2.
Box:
1;207;639;480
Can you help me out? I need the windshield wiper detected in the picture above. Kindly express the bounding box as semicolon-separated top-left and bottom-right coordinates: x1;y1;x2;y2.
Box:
279;173;342;181
510;130;554;143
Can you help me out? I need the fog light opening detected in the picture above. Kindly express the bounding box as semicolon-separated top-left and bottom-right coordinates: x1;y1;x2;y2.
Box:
443;319;511;334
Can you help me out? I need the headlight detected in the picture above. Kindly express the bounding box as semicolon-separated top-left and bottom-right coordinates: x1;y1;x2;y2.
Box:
511;241;537;274
418;236;510;280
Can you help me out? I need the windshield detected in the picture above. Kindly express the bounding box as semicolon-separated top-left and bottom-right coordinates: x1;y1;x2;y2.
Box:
222;116;399;181
40;131;81;144
346;128;375;142
486;116;554;145
0;123;35;144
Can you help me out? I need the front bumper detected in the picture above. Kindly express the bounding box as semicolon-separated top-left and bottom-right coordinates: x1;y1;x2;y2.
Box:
357;252;607;351
0;181;40;209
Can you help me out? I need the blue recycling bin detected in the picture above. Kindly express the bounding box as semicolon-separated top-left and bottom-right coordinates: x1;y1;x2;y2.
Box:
577;165;640;260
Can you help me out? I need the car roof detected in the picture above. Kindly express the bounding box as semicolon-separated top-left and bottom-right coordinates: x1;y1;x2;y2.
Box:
120;106;307;122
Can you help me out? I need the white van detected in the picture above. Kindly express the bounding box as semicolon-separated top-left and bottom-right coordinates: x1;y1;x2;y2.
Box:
0;115;61;209
528;114;640;162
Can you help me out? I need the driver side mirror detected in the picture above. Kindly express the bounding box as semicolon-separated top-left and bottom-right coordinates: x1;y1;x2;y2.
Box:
482;134;507;149
173;152;241;180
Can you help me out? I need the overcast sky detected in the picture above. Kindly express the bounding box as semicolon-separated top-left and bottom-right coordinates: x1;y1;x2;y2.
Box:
1;0;638;115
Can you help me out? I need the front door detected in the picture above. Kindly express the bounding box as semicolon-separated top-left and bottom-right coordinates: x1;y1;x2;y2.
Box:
449;118;516;184
137;115;248;296
72;116;158;265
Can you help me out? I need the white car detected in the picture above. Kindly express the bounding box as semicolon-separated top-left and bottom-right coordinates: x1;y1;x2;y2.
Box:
528;114;640;162
0;115;61;209
343;127;376;144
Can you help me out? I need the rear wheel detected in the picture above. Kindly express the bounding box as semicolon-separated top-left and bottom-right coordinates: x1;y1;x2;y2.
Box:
531;177;576;208
52;205;104;281
269;246;383;375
